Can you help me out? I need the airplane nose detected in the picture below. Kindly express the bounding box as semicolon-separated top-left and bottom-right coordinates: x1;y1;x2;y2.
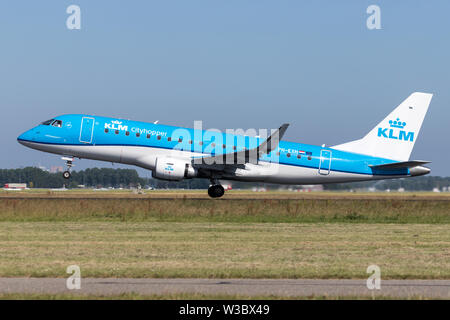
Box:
17;129;34;145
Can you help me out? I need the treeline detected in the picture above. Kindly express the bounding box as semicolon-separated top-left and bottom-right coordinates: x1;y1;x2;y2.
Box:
0;167;449;191
0;167;146;189
0;167;212;189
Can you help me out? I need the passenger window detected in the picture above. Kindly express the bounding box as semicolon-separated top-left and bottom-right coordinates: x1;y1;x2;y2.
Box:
223;144;226;149
211;143;216;147
233;146;237;150
168;137;172;142
157;135;161;140
297;154;301;159
115;130;119;134
105;128;109;133
125;131;130;136
287;153;291;158
189;140;193;144
178;138;183;143
276;152;280;156
147;134;151;139
199;141;203;146
52;120;62;128
136;132;140;137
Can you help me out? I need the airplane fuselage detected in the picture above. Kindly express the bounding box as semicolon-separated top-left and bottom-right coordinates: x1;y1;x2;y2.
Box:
17;114;427;185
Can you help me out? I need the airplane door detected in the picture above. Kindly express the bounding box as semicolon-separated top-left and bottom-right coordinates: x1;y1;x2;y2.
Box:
318;149;332;175
79;117;95;144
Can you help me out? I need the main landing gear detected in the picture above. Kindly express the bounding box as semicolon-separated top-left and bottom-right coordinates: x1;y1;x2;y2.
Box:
208;179;225;198
62;157;74;179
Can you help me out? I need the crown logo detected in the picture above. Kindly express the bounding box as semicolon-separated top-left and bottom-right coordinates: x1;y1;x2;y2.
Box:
389;118;406;129
111;120;122;125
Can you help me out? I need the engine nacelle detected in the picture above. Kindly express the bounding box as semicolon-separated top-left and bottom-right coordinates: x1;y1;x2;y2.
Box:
152;157;197;181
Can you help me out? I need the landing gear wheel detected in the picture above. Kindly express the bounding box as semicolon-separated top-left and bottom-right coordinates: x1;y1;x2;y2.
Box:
61;157;74;180
208;185;225;198
63;171;71;179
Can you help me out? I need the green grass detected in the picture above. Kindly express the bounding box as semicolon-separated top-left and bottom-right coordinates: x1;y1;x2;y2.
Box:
0;222;448;279
0;195;448;281
0;198;449;223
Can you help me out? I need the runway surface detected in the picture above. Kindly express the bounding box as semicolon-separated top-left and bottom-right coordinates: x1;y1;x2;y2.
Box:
0;278;449;298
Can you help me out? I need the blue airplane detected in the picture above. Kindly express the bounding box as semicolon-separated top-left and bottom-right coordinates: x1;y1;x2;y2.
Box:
18;92;432;197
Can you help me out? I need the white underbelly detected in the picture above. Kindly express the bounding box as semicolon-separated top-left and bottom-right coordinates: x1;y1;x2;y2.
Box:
24;142;402;184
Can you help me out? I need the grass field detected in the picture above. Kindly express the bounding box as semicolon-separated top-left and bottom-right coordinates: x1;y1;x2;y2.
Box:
0;191;448;282
0;196;448;223
0;221;448;279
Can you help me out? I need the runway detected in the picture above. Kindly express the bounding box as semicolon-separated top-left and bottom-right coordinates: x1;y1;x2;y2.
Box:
0;278;449;298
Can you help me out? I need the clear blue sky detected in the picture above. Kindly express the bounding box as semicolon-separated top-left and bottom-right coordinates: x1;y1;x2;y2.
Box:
1;1;449;176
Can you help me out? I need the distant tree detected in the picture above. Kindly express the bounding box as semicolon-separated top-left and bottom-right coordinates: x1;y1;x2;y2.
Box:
0;167;147;189
0;167;448;191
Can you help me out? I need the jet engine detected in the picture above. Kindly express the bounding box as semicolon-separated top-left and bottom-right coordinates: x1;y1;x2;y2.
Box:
152;157;197;181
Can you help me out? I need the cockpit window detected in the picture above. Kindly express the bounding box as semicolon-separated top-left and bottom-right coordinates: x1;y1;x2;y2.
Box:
51;120;63;128
41;119;54;125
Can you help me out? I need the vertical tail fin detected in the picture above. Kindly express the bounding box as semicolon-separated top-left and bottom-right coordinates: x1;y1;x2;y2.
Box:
332;92;433;161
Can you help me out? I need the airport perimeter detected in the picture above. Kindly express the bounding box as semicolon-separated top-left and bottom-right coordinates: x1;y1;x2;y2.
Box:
0;190;449;299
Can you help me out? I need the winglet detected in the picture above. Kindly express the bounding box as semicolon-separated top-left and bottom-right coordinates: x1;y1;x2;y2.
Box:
193;123;290;166
258;123;289;156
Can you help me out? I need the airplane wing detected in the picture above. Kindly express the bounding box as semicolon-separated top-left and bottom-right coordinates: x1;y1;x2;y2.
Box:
192;123;289;167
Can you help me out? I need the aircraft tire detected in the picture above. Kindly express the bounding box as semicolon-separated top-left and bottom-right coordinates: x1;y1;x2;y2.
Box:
63;171;71;179
208;185;224;198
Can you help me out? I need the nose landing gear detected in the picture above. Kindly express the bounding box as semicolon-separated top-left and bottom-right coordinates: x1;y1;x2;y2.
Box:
62;157;74;179
208;179;225;198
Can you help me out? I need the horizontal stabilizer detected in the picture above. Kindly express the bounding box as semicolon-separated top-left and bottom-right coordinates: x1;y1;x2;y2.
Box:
369;160;430;170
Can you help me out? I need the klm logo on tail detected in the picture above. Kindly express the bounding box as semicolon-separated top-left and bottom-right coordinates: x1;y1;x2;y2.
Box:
377;118;414;142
